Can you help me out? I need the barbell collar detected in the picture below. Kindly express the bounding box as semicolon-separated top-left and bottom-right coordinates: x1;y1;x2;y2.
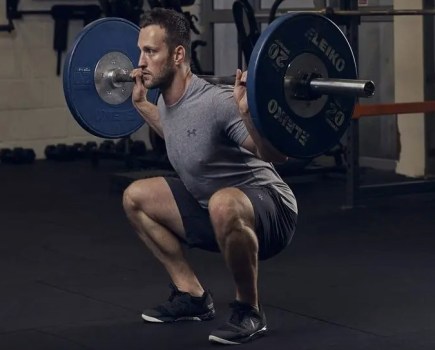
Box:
112;68;134;83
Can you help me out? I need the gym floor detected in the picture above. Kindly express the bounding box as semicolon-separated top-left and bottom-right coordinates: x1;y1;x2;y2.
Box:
1;159;434;350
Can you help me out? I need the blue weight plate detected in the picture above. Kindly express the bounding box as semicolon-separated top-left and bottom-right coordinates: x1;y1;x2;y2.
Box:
63;49;94;135
247;13;357;158
63;17;145;139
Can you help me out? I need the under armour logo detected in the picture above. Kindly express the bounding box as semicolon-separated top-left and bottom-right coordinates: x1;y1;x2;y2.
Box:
258;194;264;201
187;129;197;137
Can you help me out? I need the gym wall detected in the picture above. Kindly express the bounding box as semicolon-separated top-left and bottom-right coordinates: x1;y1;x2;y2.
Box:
0;0;102;159
0;0;200;159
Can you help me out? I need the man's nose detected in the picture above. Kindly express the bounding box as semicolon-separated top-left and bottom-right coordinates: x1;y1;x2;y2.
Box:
138;52;147;68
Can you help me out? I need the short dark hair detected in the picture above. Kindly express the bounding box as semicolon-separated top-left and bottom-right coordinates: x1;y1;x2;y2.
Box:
140;8;191;62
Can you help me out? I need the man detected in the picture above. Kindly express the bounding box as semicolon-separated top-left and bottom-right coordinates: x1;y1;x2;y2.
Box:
123;8;297;345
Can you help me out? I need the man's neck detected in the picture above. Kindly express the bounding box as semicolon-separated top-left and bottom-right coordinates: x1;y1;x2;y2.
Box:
162;66;193;106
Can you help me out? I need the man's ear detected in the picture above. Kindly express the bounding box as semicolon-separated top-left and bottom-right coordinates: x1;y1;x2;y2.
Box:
173;45;186;66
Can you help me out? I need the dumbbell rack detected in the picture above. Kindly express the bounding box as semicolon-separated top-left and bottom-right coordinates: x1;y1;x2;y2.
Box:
88;137;174;173
0;147;36;164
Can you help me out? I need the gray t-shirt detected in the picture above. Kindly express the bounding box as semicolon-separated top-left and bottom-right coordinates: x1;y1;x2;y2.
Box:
157;74;298;214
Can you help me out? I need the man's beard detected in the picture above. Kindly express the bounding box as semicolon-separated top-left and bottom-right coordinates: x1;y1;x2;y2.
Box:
146;61;176;90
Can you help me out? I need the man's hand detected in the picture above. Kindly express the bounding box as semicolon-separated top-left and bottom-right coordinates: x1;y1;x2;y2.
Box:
233;69;249;115
130;68;148;104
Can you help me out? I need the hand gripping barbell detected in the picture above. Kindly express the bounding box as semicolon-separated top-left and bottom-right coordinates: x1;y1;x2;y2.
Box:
63;13;375;158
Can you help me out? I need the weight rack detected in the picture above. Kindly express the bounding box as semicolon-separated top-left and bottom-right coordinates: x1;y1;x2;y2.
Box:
340;0;435;208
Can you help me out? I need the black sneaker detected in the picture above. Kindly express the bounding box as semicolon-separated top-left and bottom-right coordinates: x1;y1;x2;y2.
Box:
141;283;215;323
208;301;267;345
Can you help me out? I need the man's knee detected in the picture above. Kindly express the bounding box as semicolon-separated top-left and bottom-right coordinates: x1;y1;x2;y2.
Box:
122;177;163;214
123;177;185;237
123;182;139;212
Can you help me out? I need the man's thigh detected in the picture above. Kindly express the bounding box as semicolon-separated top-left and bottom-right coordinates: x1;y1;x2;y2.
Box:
239;186;297;260
163;178;297;259
164;177;219;252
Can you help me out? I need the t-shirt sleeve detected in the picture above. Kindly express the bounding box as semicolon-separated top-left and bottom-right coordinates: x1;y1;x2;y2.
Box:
212;87;249;145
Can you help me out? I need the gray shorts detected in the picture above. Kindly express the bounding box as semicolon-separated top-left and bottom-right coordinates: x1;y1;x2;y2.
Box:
164;177;297;260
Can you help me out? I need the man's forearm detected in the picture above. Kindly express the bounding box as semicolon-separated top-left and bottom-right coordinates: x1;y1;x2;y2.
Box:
134;101;164;138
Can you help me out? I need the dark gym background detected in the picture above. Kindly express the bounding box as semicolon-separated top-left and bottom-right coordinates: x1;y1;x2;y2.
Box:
1;0;435;349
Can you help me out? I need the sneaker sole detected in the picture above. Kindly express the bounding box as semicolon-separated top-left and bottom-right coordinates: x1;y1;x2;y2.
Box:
208;326;267;345
142;310;215;323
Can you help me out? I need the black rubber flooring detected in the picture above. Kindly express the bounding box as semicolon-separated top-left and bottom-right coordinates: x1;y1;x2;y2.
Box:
1;160;435;350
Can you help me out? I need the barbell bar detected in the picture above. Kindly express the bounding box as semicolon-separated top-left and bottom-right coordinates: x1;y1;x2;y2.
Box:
107;69;375;98
63;13;375;158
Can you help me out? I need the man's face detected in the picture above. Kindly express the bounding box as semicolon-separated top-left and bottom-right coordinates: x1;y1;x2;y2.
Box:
137;25;176;89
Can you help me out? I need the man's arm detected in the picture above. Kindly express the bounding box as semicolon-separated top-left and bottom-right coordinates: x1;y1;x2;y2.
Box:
234;69;288;163
131;69;164;138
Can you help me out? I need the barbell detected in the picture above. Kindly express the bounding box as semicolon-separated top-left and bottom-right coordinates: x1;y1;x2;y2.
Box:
63;13;375;158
